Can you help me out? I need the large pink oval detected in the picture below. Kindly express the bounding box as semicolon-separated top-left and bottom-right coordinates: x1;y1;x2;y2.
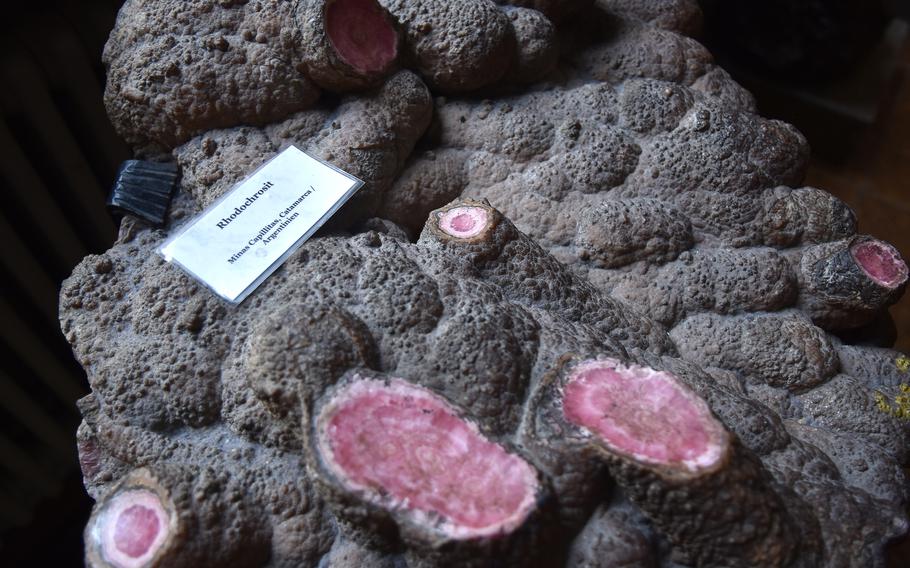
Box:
318;378;538;539
562;359;727;471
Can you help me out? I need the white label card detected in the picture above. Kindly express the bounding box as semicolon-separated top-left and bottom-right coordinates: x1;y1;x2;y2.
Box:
159;146;363;303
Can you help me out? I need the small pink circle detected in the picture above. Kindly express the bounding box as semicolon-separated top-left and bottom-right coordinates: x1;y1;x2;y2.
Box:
114;505;160;558
98;489;169;568
450;213;476;232
438;206;489;239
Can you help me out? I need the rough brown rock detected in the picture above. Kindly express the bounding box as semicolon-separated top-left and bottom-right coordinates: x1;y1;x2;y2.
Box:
68;0;910;566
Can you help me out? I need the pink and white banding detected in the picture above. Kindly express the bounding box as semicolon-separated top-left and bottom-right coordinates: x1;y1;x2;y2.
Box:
850;239;908;289
438;206;491;239
562;359;728;472
94;489;170;568
317;377;539;539
326;0;398;74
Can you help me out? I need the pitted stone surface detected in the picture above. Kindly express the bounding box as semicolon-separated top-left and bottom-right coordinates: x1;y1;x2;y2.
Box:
69;0;909;566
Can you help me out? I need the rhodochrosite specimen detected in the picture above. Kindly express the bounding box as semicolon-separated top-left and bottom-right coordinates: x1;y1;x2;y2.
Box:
436;205;492;240
561;359;728;471
63;0;910;566
94;490;168;567
324;0;398;74
313;376;540;540
853;240;908;289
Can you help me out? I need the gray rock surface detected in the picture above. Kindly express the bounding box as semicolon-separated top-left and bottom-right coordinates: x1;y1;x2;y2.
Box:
66;0;910;566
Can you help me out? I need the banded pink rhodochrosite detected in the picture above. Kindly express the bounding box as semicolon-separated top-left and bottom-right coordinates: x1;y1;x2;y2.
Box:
98;491;168;568
437;206;491;240
316;377;539;539
562;358;727;472
325;0;399;75
852;239;908;289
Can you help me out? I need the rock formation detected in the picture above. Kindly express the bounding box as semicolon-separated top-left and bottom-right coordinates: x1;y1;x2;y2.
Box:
63;0;909;566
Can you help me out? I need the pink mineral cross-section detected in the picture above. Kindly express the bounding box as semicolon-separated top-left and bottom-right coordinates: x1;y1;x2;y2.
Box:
438;206;491;239
318;377;538;539
851;239;909;289
326;0;399;73
562;358;728;472
97;489;169;568
114;505;160;557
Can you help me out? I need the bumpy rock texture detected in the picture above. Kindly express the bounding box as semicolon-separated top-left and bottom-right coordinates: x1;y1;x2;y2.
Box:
65;0;910;566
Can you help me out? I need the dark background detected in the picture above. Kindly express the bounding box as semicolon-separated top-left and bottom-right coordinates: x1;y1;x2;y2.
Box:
0;1;126;566
0;1;907;565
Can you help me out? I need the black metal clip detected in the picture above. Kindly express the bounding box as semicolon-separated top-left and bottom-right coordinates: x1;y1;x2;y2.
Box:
107;160;179;226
